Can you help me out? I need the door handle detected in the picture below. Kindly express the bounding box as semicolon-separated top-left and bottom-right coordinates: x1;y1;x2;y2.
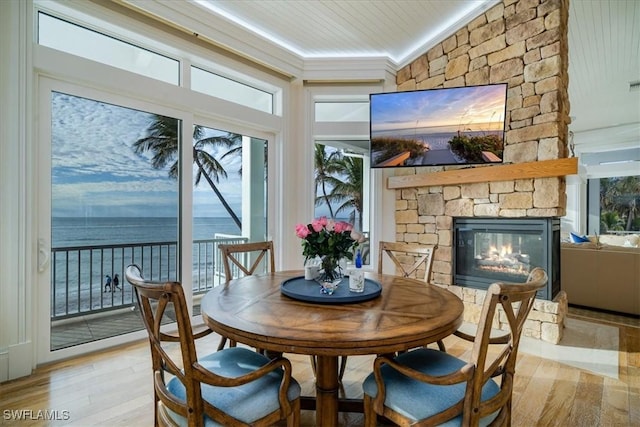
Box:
38;238;49;272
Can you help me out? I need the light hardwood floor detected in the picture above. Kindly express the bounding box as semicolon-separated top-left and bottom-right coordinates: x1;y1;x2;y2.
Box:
1;317;638;426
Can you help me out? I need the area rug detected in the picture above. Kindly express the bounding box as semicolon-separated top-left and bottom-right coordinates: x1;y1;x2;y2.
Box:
519;317;619;379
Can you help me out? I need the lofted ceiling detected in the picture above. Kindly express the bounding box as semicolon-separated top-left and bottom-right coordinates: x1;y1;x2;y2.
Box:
123;0;639;153
195;0;492;64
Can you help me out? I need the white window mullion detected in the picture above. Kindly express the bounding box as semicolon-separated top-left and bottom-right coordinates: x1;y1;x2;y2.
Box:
181;114;194;312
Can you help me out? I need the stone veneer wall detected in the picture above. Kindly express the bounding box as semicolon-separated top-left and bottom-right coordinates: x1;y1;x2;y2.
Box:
393;0;570;343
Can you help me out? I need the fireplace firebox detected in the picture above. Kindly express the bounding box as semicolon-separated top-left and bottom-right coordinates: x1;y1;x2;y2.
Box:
453;217;560;300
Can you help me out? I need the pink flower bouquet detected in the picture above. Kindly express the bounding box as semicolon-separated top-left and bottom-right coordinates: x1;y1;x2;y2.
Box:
295;217;365;281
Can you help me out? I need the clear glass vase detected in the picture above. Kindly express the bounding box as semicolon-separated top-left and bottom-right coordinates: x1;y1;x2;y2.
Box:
319;255;343;281
316;255;343;294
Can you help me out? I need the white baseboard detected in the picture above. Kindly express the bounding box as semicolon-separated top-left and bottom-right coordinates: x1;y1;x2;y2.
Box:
6;341;33;381
0;350;7;382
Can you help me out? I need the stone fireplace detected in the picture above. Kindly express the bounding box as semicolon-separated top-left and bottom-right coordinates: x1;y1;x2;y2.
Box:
390;0;571;343
453;217;560;300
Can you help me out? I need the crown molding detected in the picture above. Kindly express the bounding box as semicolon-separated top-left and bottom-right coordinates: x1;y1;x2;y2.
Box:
118;0;403;83
119;0;305;78
302;57;396;83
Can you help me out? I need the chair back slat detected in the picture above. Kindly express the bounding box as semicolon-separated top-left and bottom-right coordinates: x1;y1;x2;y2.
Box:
378;241;436;283
219;241;275;283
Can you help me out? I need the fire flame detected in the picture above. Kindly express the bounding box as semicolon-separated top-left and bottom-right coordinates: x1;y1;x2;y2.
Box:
489;244;512;257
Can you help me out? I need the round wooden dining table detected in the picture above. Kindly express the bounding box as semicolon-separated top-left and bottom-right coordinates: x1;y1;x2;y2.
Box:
199;270;464;427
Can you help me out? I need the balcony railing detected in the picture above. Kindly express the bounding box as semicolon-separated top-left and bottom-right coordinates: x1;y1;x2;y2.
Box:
51;235;247;320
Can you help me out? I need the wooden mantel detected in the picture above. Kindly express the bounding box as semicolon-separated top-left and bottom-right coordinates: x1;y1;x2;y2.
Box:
387;157;578;189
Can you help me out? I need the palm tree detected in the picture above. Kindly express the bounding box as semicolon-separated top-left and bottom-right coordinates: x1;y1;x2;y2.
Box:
133;115;242;229
599;176;640;232
617;176;640;231
599;177;618;212
314;144;341;218
600;211;625;232
326;155;364;230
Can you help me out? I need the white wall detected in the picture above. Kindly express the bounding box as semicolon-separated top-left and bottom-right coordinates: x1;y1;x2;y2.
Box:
0;0;34;381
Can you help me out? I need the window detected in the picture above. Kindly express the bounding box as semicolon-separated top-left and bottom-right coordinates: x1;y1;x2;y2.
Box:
38;12;179;85
191;67;273;114
313;142;370;264
34;5;283;360
191;125;269;292
313;144;364;229
310;92;374;266
588;175;640;234
315;102;369;122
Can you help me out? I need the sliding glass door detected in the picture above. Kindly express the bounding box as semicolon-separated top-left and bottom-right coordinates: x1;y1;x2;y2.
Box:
39;80;274;362
47;89;181;351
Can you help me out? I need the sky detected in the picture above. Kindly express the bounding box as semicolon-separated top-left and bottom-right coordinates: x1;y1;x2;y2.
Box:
51;92;243;218
370;84;507;133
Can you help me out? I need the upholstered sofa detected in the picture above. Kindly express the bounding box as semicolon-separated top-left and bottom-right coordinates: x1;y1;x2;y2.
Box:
561;234;640;315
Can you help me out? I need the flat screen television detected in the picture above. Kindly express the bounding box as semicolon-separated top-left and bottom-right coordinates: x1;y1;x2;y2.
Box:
369;83;508;168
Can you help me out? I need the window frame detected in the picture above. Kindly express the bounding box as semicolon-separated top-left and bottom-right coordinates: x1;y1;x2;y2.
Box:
306;85;384;264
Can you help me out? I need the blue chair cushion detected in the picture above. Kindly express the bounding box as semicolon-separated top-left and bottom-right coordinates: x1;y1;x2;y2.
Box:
363;348;500;426
165;347;301;427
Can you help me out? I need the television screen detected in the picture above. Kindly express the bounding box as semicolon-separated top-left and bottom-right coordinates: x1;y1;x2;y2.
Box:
369;83;508;168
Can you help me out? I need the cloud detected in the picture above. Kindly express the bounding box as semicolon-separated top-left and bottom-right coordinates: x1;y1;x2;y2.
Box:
51;92;244;218
371;84;508;130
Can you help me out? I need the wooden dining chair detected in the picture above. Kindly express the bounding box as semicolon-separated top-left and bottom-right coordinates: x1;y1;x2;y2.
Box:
377;241;447;352
217;240;275;350
378;241;436;283
331;242;439;381
125;264;300;427
363;267;548;427
220;241;323;383
219;240;275;284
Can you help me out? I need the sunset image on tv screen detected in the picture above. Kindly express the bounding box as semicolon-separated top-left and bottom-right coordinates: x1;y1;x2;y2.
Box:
369;84;508;168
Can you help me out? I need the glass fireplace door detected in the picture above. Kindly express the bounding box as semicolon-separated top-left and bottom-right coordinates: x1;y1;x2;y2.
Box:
454;217;559;300
456;229;543;282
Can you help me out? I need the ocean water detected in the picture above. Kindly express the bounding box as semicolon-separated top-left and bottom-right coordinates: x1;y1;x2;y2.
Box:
52;216;241;247
50;217;245;317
